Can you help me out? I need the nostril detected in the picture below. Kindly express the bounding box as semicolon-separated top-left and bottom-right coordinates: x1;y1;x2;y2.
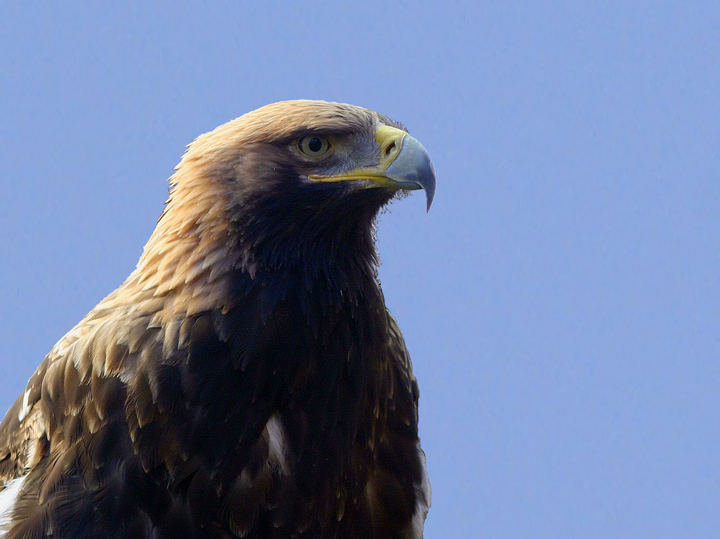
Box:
385;141;397;157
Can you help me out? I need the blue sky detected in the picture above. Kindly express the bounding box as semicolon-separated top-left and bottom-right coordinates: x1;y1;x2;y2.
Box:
1;3;719;537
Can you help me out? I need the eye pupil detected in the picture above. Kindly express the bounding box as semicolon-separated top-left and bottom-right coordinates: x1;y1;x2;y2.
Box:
308;137;323;153
298;136;330;157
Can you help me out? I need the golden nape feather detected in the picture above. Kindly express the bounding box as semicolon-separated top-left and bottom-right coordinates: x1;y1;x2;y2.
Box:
0;100;435;539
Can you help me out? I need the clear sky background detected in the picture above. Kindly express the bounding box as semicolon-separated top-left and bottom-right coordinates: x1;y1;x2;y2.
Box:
1;3;719;537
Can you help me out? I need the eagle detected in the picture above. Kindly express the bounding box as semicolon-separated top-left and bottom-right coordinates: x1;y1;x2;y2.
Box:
0;100;435;539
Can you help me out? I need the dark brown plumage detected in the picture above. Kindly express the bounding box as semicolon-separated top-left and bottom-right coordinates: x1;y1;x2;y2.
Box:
0;100;434;539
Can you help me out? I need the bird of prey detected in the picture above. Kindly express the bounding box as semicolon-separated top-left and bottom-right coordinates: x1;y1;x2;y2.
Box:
0;100;435;539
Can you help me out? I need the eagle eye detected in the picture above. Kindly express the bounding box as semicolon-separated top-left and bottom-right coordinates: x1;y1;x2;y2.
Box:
298;136;331;158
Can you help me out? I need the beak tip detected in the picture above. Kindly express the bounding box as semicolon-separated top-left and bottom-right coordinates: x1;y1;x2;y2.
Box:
425;185;435;212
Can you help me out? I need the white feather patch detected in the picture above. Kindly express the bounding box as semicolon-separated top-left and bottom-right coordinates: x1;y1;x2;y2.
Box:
409;444;432;538
266;415;289;475
17;390;31;423
0;476;26;536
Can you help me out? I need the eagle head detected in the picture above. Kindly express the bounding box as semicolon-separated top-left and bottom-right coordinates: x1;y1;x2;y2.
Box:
134;100;436;302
